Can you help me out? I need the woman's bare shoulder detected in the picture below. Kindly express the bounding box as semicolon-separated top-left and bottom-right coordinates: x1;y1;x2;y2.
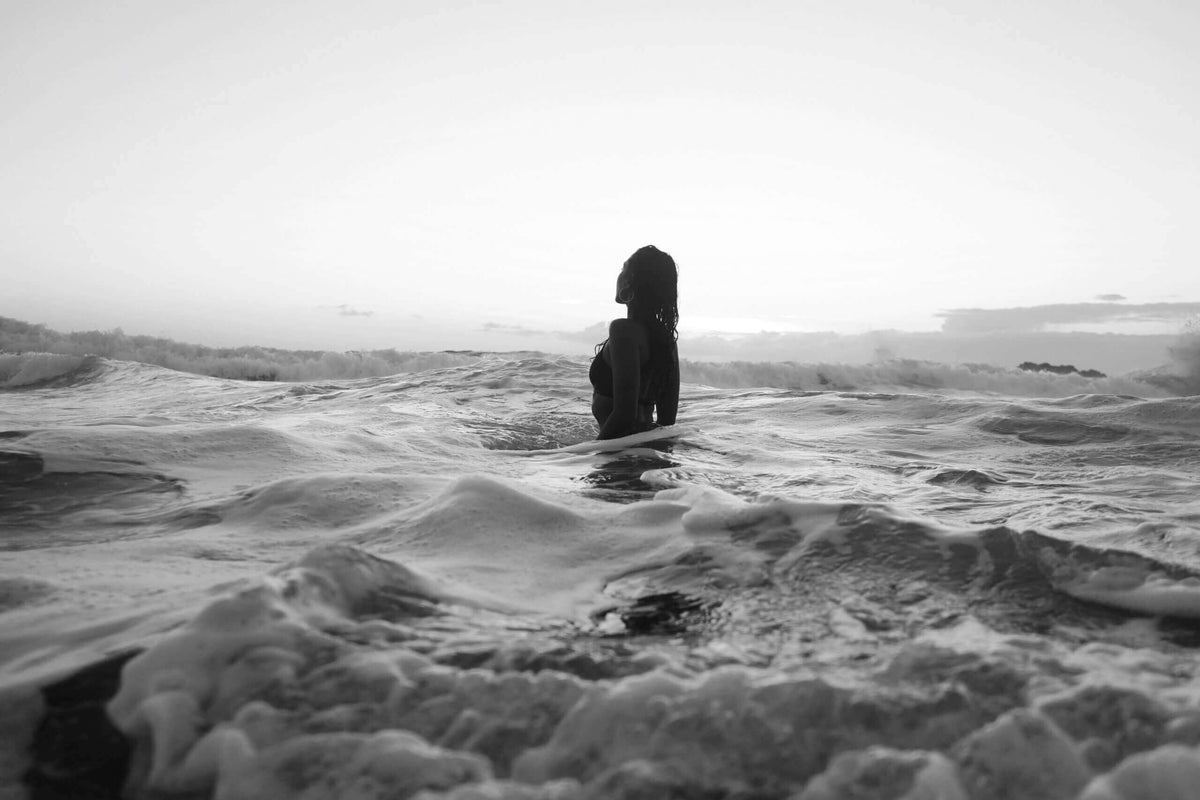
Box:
608;318;645;339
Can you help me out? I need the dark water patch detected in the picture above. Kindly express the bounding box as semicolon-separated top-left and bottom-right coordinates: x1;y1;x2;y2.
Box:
25;649;142;800
286;383;346;397
472;414;596;451
0;576;56;610
189;546;247;562
979;414;1131;445
0;430;32;440
431;639;662;682
156;506;223;532
926;468;1009;490
577;450;681;503
353;584;446;620
0;469;183;544
1156;617;1200;647
0;450;43;482
605;591;712;637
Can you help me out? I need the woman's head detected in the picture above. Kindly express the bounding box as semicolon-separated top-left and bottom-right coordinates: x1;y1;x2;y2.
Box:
616;245;679;338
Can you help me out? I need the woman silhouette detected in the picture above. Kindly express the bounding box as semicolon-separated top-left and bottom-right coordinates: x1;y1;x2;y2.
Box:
590;245;680;439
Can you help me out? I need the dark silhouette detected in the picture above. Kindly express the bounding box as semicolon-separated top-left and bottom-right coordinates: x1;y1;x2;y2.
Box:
1018;361;1107;379
590;246;680;439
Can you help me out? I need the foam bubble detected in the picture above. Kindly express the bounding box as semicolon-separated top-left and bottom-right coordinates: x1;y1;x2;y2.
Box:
216;730;491;800
1079;744;1200;800
797;747;968;800
953;708;1093;799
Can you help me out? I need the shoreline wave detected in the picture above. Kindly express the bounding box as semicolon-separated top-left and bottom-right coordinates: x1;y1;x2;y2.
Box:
5;313;1197;396
1;350;1189;398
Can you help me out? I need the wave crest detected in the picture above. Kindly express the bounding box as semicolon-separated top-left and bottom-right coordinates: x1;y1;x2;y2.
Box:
0;353;98;388
1167;325;1200;394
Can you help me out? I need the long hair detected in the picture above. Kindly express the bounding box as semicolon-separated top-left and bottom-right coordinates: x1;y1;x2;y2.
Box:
624;245;679;342
595;247;679;403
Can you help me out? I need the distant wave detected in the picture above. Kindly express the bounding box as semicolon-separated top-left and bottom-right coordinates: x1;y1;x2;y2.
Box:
1;315;485;383
1;350;1176;400
1122;326;1200;396
679;358;1169;397
1164;326;1200;394
0;349;488;386
3;314;1195;395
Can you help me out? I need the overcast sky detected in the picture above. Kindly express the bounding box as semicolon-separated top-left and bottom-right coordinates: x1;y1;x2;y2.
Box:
2;0;1198;352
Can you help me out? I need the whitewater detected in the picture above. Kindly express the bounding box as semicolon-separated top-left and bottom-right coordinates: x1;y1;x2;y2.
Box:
2;350;1200;800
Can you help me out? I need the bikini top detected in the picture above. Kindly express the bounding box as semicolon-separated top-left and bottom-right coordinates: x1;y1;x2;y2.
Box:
589;341;667;406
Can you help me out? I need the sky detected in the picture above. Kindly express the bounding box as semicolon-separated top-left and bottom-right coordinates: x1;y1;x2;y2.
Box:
2;0;1198;359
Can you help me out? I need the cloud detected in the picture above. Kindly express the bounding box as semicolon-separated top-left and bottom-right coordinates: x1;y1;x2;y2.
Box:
561;321;609;344
936;302;1200;334
1096;294;1126;302
665;328;1177;375
480;322;547;337
466;312;1192;376
334;304;374;318
483;320;609;344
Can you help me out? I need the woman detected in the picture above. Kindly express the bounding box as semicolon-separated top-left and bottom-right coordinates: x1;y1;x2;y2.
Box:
590;245;680;439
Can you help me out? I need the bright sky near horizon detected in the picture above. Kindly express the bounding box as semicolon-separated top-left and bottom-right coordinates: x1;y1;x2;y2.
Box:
2;0;1198;353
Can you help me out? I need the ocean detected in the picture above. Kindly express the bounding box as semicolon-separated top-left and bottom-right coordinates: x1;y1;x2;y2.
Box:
2;350;1200;800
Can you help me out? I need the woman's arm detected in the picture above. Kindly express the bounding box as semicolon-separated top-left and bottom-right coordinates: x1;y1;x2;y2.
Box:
655;344;680;426
597;319;643;439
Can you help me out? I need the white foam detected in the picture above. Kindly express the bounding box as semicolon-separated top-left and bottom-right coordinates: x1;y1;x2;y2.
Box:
1057;569;1200;619
797;748;968;800
369;474;690;614
106;553;466;797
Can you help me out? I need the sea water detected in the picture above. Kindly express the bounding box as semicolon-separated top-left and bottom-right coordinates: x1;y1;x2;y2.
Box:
2;351;1200;800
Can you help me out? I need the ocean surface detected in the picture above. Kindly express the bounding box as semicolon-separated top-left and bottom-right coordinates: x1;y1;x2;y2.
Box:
2;350;1200;800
